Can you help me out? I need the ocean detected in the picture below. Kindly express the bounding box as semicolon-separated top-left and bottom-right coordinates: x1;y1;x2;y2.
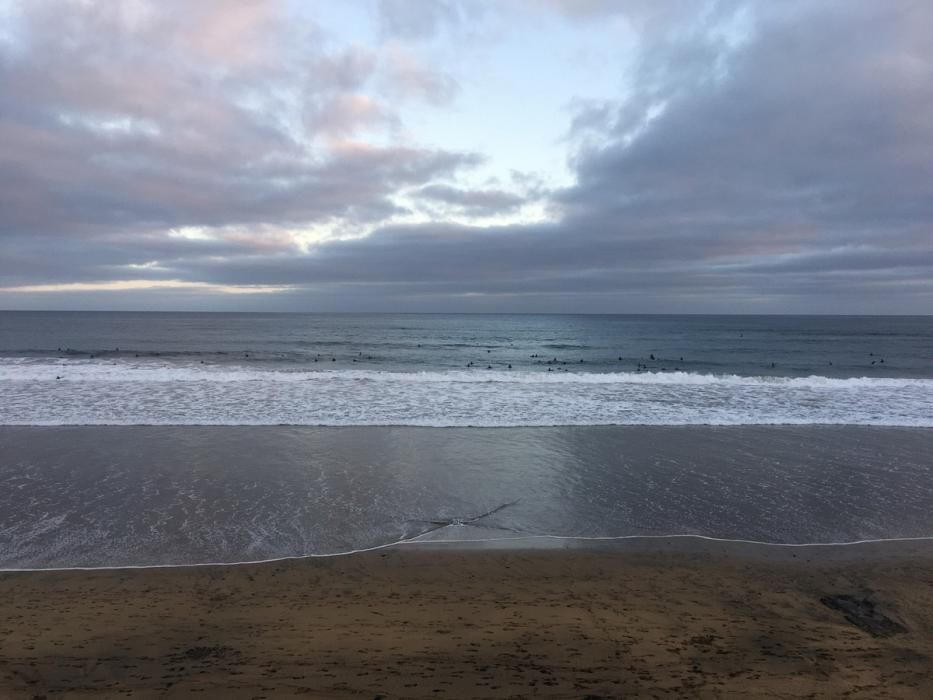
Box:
1;312;932;426
1;312;932;568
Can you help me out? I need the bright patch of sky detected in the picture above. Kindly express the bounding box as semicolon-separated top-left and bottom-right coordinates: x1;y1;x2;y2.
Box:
0;280;290;295
301;1;640;200
0;1;25;55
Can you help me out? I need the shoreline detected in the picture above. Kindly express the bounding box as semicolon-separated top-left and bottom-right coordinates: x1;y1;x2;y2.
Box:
5;425;933;570
5;532;933;574
3;540;932;698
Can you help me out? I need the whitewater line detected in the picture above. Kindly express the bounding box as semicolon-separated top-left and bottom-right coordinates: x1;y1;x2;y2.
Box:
2;362;932;388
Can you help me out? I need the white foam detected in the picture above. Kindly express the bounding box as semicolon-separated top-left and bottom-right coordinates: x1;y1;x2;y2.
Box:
0;358;928;387
1;359;931;427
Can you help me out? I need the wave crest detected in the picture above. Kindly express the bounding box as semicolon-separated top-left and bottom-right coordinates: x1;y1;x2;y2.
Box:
2;358;931;427
0;358;927;389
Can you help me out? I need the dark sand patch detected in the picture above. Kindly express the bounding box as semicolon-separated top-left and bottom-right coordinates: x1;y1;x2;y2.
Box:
1;541;932;698
821;594;908;638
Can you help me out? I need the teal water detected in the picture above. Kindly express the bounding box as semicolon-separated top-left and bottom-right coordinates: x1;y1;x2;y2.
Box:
1;313;931;426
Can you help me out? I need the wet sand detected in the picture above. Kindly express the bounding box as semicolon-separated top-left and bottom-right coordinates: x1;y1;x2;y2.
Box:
2;539;933;699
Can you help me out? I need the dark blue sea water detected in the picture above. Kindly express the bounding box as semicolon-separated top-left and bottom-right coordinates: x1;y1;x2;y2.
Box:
2;311;932;375
0;312;931;426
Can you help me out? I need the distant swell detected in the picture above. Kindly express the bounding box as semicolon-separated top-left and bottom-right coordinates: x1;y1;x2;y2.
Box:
1;358;931;427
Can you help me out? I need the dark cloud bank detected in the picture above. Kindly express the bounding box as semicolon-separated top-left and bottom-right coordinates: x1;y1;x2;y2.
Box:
1;0;931;313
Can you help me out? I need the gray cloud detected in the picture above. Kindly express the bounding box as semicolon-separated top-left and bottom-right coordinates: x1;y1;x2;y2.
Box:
2;0;932;313
415;184;526;216
0;0;475;237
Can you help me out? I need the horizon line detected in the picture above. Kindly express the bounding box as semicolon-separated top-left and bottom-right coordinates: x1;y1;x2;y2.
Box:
1;309;931;318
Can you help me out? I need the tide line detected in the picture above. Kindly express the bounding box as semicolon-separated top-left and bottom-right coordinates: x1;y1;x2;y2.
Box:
3;531;933;574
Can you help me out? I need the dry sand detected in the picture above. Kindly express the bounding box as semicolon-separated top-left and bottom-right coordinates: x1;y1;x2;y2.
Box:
2;539;933;699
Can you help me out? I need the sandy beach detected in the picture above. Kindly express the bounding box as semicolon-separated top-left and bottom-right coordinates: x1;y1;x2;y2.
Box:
1;539;932;699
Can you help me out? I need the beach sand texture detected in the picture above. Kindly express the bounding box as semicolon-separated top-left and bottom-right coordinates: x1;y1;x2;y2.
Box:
1;543;932;699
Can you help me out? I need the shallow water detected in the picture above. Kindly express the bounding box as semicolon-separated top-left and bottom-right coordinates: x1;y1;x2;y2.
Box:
2;425;932;569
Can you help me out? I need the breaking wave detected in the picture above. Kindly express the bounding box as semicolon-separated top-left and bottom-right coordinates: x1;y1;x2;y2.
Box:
2;358;931;427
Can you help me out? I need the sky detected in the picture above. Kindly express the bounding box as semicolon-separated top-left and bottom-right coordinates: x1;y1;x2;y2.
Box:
0;0;931;313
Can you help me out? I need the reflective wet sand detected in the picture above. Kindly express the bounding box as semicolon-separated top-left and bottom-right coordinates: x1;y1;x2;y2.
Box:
3;425;933;568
